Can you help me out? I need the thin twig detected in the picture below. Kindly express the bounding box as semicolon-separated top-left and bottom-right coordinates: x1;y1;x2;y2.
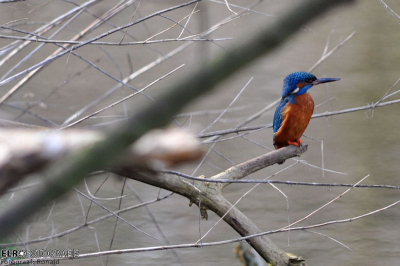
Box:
106;178;127;266
176;104;251;117
178;2;198;38
60;64;185;129
207;0;276;17
379;0;400;19
84;178;133;201
74;189;159;241
200;77;253;134
279;175;370;231
119;0;141;44
373;76;400;107
304;229;353;252
222;0;237;15
308;31;356;72
145;10;201;43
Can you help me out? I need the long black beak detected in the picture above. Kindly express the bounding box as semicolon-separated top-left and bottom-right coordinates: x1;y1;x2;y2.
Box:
312;77;341;85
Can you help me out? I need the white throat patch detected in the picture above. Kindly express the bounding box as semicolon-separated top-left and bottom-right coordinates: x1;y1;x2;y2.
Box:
289;87;300;95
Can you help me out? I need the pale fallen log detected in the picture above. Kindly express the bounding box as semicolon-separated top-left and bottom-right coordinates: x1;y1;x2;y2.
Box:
0;127;204;193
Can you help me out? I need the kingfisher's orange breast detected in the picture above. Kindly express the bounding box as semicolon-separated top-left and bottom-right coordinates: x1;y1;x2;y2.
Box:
274;92;314;148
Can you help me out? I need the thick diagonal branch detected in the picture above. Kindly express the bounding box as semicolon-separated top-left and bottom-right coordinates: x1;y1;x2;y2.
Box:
115;169;291;265
116;145;308;265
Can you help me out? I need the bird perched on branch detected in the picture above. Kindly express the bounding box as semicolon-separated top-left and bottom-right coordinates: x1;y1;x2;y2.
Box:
273;72;340;164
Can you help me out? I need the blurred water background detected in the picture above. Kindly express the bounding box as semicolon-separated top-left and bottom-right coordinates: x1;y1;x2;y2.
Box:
0;0;399;265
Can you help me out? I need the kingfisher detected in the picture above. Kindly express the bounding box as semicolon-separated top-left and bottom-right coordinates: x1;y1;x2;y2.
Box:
273;72;340;164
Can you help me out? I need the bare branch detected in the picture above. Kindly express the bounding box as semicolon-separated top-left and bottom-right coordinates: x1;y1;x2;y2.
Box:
222;0;237;15
379;0;400;19
304;229;353;252
210;145;307;182
308;31;356;72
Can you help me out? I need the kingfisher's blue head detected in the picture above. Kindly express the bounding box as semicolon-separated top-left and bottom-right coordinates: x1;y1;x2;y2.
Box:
282;72;340;98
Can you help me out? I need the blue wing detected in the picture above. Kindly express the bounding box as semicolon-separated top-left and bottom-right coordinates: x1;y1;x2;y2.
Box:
273;98;289;133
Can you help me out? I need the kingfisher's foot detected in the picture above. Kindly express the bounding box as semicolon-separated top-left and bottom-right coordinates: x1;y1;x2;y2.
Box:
296;138;303;146
287;139;303;147
287;140;299;147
